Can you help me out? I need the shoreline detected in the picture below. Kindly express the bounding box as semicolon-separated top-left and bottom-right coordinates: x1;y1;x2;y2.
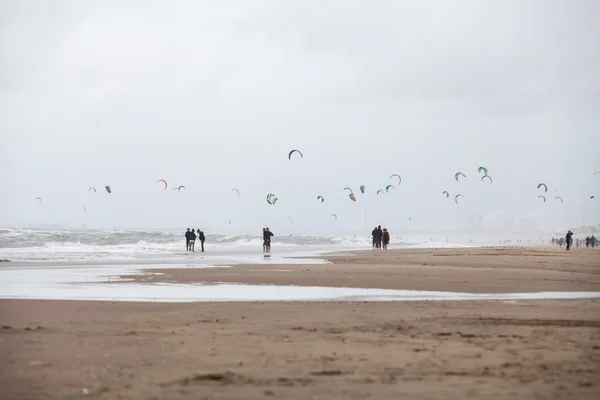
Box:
0;247;598;303
121;246;600;294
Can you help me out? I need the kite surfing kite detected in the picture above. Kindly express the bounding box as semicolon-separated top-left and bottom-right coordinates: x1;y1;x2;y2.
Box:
595;171;600;176
35;197;42;204
390;174;401;185
157;180;168;191
455;172;466;181
177;186;186;192
317;196;324;203
288;149;303;160
349;194;356;202
591;196;596;199
442;191;450;198
81;207;86;212
385;185;395;193
266;193;278;205
455;194;465;204
231;188;240;197
478;167;488;176
88;187;96;193
360;185;365;194
408;217;412;223
555;196;563;203
481;175;492;183
105;186;112;194
331;214;338;220
377;190;384;195
538;195;546;202
343;187;353;194
284;216;293;224
537;183;548;193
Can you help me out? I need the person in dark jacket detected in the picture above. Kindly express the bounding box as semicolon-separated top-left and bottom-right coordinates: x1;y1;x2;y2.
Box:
376;225;383;249
184;228;192;251
263;227;274;253
565;230;573;251
197;229;205;252
371;227;378;249
188;229;197;252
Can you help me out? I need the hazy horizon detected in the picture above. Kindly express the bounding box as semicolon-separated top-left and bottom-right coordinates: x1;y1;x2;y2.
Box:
2;0;599;235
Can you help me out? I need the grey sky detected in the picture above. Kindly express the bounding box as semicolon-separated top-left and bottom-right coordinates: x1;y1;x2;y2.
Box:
1;0;599;234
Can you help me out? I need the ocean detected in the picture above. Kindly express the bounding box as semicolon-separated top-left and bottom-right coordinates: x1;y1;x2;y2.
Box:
0;227;472;263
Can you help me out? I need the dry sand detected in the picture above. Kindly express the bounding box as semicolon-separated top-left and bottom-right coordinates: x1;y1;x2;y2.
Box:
1;247;599;399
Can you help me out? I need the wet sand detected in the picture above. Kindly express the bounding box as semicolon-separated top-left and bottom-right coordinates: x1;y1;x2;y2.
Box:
130;247;600;293
1;247;599;399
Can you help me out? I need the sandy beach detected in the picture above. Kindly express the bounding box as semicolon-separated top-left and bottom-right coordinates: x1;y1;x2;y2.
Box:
128;246;600;294
1;247;599;399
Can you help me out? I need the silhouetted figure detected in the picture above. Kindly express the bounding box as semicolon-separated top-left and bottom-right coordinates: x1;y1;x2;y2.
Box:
565;231;573;251
185;228;192;251
376;225;383;249
371;227;378;249
197;229;205;252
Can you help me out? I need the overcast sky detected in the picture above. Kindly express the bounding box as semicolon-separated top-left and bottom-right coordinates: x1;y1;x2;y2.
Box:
1;0;599;234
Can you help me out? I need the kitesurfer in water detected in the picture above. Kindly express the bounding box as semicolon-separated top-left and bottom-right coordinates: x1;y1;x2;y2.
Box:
197;229;205;252
263;227;274;253
382;228;390;250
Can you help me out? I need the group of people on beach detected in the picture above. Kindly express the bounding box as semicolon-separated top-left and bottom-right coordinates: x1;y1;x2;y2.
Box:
184;228;205;252
553;232;597;250
371;225;390;250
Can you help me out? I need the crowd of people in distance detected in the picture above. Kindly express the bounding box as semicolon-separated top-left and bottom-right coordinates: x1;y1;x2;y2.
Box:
184;228;206;252
552;232;597;250
371;225;390;250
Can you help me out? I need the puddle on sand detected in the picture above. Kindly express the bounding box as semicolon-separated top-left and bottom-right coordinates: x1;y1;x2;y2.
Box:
1;264;599;303
1;282;599;303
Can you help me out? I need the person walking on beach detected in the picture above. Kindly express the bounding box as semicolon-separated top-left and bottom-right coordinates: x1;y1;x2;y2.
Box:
197;229;205;252
263;227;274;253
188;228;197;252
185;228;192;251
382;228;390;250
565;230;573;251
376;225;383;249
586;236;590;248
592;235;597;248
371;227;378;249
